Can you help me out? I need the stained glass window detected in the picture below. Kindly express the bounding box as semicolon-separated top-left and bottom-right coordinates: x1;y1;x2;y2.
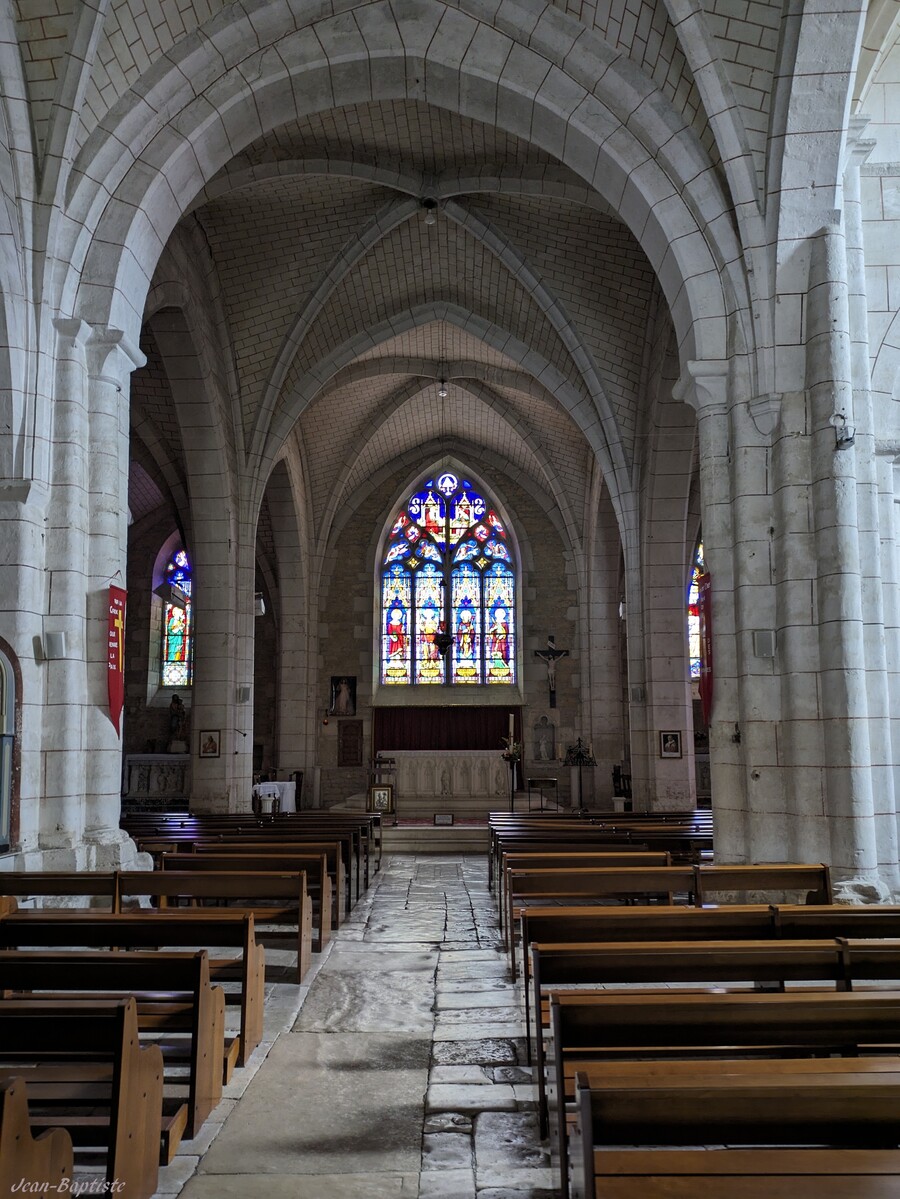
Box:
687;538;705;681
380;474;517;686
162;549;193;687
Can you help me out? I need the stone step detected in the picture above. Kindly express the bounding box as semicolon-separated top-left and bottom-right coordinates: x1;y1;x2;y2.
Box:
383;826;489;855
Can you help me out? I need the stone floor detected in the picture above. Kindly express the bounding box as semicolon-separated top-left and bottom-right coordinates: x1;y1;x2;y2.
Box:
151;854;556;1199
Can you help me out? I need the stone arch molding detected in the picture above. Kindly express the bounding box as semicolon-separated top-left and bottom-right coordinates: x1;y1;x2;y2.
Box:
64;0;735;371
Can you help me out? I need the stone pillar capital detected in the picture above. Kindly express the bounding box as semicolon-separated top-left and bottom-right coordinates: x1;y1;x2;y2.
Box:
673;360;729;416
86;327;146;389
52;318;92;354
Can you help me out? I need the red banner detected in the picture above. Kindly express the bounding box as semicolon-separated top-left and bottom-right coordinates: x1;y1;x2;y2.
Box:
697;571;713;725
107;585;127;736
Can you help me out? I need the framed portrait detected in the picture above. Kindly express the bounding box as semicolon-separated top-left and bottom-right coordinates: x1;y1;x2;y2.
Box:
199;729;221;758
368;784;394;814
330;675;357;717
659;730;682;759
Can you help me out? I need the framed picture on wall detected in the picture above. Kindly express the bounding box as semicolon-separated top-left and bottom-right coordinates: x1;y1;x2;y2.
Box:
659;731;682;759
199;730;221;758
330;676;357;717
368;784;394;814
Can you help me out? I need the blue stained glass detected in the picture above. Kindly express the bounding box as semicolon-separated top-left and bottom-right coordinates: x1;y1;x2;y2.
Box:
162;549;193;687
382;565;412;685
380;477;517;688
454;541;479;563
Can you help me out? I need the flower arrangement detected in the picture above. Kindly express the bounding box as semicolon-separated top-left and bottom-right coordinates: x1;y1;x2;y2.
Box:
501;736;522;764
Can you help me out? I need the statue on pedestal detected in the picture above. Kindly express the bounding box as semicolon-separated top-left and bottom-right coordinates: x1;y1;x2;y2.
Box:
167;693;188;753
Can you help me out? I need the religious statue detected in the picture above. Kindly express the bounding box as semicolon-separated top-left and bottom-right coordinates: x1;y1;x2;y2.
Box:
167;693;188;751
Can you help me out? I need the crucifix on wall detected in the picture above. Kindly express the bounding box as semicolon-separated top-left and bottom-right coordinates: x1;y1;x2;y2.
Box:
534;634;569;708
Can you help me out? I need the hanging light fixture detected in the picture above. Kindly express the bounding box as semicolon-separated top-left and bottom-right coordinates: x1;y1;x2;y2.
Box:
421;197;438;226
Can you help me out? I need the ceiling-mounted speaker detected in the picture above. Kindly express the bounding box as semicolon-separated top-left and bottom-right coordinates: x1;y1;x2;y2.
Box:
44;632;67;659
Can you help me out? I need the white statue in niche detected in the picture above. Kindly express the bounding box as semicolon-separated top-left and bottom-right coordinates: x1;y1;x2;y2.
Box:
440;764;452;796
533;716;555;762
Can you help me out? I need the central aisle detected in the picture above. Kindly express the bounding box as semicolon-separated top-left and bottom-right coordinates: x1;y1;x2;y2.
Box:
172;854;555;1199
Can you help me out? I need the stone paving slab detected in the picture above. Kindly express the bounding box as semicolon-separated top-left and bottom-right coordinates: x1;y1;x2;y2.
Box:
198;1031;429;1176
294;968;436;1033
178;1173;419;1197
427;1082;517;1112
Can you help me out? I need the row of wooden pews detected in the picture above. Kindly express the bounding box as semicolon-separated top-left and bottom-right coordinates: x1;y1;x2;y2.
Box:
0;808;379;1197
488;810;900;1198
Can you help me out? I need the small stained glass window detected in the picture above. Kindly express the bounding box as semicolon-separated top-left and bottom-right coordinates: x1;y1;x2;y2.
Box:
380;474;517;686
162;549;193;687
687;539;705;681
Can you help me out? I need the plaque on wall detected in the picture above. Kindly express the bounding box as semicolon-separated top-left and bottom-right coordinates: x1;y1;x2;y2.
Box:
338;719;363;767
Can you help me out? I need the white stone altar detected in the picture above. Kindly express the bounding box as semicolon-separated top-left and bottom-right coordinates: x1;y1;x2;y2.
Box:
383;750;510;818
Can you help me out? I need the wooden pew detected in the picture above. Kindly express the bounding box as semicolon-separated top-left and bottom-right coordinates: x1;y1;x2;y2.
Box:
547;989;900;1198
118;868;313;982
0;948;225;1142
123;811;381;888
139;836;349;922
527;937;900;1136
497;851;671;931
0;871;118;909
157;854;330;953
505;866;697;978
133;827;359;909
488;810;714;886
696;863;832;905
0;997;164;1199
570;1066;900;1199
0;904;265;1068
0;1077;73;1195
516;900;895;984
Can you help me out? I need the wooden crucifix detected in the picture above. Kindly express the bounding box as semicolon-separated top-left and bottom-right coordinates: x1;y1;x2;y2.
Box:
534;634;568;708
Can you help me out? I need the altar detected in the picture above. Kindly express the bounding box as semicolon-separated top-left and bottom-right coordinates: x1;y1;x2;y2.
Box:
252;780;296;813
382;750;510;818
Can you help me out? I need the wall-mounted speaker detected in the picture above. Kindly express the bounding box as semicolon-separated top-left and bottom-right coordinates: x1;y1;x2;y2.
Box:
43;632;67;659
254;593;266;616
236;684;251;704
752;629;776;658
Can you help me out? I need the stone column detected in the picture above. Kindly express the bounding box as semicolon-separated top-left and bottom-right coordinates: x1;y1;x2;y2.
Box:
638;383;697;811
83;328;147;869
37;320;92;864
844;128;898;886
674;362;746;858
189;506;255;813
806;225;878;879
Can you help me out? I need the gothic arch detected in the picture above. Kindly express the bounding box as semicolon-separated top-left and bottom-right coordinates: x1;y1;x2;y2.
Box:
60;0;737;373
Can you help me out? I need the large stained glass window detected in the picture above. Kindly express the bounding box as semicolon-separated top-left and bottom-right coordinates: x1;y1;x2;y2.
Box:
162;549;193;687
380;473;517;686
687;538;705;681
